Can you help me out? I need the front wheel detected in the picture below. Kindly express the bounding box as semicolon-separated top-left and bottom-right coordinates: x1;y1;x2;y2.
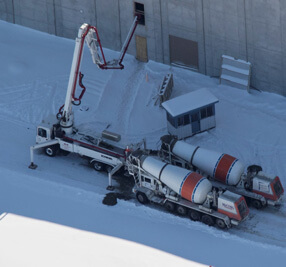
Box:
251;199;263;209
136;192;149;204
164;201;175;212
216;218;227;229
45;146;58;157
90;160;104;171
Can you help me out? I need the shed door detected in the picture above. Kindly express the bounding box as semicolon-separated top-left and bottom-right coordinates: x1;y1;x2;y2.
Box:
191;112;201;134
169;35;199;70
136;35;148;62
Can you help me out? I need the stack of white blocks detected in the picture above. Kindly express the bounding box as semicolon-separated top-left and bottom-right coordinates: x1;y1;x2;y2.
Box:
220;55;251;92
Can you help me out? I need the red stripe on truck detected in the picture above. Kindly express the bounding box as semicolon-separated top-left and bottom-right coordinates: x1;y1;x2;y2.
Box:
215;154;237;183
181;172;204;202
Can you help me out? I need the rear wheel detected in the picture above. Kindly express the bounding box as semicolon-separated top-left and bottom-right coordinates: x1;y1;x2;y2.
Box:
136;192;149;204
165;201;175;212
45;146;57;157
216;218;227;229
176;205;187;216
201;215;214;226
251;199;263;209
189;210;200;221
91;161;104;171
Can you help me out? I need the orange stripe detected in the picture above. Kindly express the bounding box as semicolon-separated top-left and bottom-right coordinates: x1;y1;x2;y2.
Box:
215;154;236;183
181;172;203;202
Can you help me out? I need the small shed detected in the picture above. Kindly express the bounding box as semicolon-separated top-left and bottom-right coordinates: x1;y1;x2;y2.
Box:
162;88;219;139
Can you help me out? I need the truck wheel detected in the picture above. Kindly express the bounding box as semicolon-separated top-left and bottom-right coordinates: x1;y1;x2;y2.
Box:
251;199;263;209
165;201;175;212
45;146;57;157
189;210;200;221
176;205;187;216
91;161;104;171
216;218;226;229
201;215;214;226
136;192;149;204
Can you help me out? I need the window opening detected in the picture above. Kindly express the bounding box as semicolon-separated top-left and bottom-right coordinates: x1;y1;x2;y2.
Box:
145;178;151;184
200;108;207;119
183;114;190;125
207;106;213;117
191;113;199;122
177;116;184;127
134;2;145;25
167;113;176;127
38;128;47;138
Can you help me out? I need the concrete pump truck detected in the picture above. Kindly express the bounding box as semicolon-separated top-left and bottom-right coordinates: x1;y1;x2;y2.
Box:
29;17;141;189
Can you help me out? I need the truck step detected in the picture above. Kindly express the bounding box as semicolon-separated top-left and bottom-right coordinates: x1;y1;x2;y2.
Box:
150;196;165;204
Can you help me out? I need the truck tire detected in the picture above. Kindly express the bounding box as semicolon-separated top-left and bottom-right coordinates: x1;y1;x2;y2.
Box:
189;210;200;221
91;161;104;171
164;201;175;212
45;146;57;157
251;199;263;209
201;215;214;226
176;205;187;216
216;218;227;229
136;192;149;204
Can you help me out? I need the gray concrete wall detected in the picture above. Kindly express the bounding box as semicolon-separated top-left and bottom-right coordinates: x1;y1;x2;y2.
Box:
160;0;206;72
1;0;286;95
0;0;14;23
203;0;286;95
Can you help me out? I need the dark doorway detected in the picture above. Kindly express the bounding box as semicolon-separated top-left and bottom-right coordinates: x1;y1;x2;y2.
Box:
169;35;199;70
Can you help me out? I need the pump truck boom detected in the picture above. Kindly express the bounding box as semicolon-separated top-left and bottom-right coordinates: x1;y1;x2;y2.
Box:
159;135;284;208
29;18;139;189
126;151;249;228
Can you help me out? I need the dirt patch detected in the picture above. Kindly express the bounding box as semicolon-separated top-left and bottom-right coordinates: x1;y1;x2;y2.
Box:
102;192;132;206
102;173;135;206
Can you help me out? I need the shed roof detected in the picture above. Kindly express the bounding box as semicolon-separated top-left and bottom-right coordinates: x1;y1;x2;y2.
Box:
162;88;219;117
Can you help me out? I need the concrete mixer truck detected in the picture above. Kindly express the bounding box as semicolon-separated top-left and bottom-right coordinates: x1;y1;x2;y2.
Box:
126;151;249;229
159;135;284;209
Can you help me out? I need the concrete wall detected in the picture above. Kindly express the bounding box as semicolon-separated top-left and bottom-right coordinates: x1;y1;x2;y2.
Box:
1;0;286;95
203;0;286;95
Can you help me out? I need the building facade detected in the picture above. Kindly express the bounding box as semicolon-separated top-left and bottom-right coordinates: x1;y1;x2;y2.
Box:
1;0;286;95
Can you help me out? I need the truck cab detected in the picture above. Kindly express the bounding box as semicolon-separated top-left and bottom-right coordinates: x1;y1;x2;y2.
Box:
218;191;249;224
36;115;58;144
252;173;284;205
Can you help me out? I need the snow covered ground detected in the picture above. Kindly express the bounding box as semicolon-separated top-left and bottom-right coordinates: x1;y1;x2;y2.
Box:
0;20;286;266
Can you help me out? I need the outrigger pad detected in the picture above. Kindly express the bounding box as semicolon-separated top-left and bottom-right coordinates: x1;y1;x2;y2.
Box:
29;163;38;169
106;185;115;191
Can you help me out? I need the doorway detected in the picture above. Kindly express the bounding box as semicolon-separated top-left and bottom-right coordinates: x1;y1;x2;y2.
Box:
136;35;148;62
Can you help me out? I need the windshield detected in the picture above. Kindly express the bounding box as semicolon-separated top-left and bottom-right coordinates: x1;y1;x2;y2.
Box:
273;179;283;197
238;199;248;219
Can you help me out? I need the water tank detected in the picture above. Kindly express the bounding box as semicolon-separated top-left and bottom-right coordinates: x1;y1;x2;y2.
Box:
142;156;212;204
172;141;245;185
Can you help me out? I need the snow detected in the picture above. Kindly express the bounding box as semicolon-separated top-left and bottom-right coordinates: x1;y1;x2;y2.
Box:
0;19;286;267
0;213;205;267
162;88;218;117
